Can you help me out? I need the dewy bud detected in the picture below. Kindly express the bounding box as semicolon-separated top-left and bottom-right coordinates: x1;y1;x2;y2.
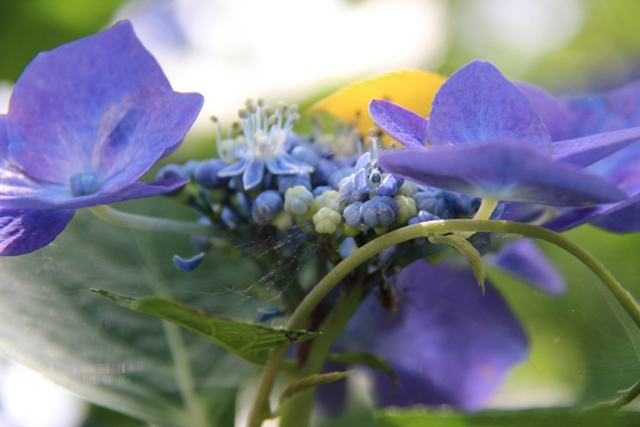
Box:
252;190;284;224
194;159;230;189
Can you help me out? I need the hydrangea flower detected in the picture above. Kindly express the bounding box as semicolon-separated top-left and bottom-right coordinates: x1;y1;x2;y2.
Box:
371;61;640;207
319;261;528;412
216;100;313;190
0;20;203;255
515;81;640;232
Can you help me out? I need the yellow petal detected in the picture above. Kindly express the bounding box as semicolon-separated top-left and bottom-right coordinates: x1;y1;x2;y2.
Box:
309;69;446;138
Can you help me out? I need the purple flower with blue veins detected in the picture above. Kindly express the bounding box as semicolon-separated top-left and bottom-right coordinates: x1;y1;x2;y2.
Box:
216;100;313;190
318;261;528;413
371;60;639;208
0;21;203;256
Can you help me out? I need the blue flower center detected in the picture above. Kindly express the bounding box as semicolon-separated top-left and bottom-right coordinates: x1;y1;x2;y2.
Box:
70;171;99;197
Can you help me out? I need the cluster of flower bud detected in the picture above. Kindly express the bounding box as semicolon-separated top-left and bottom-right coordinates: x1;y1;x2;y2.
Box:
155;100;489;268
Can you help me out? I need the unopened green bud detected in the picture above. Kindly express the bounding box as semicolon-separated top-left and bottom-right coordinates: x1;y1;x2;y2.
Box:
394;195;417;224
312;190;341;213
397;180;417;197
313;207;342;234
284;186;314;216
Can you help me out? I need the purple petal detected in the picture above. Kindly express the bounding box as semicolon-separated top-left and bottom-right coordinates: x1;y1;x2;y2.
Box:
565;81;640;136
369;100;428;148
488;239;565;295
552;127;640;168
378;141;627;206
587;141;640;191
0;208;74;256
342;261;527;411
0;178;188;210
541;206;601;233
7;20;203;188
428;61;551;156
0;114;7;158
590;193;640;232
95;91;203;190
543;190;640;233
499;202;548;223
514;81;579;141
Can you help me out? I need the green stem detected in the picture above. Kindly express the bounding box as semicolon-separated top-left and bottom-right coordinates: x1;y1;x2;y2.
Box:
592;379;640;410
474;198;499;221
88;205;214;236
246;219;640;427
278;282;366;427
162;321;209;427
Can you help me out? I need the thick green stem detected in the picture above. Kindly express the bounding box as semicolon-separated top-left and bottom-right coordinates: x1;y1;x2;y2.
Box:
246;219;640;427
278;282;366;427
88;205;214;236
592;379;640;410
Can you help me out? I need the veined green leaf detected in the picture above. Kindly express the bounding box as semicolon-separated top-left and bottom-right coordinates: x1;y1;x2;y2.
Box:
92;290;321;366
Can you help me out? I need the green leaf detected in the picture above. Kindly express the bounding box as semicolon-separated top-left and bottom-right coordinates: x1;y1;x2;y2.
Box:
91;290;321;366
375;407;640;427
0;202;270;426
279;371;354;407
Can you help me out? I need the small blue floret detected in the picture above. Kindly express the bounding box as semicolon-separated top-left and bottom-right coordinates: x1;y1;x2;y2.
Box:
172;252;205;272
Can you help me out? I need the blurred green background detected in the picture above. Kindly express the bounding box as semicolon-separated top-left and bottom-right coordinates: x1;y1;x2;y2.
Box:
1;1;640;426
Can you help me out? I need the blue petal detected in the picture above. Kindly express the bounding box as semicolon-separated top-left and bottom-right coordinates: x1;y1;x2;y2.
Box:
376;174;398;196
8;20;202;188
217;158;248;178
488;239;566;295
243;157;265;190
353;168;374;194
428;61;552;156
341;261;527;411
552;127;640;168
265;153;314;175
172;252;205;272
369;100;428;148
378;140;627;206
355;152;371;171
0;208;74;256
